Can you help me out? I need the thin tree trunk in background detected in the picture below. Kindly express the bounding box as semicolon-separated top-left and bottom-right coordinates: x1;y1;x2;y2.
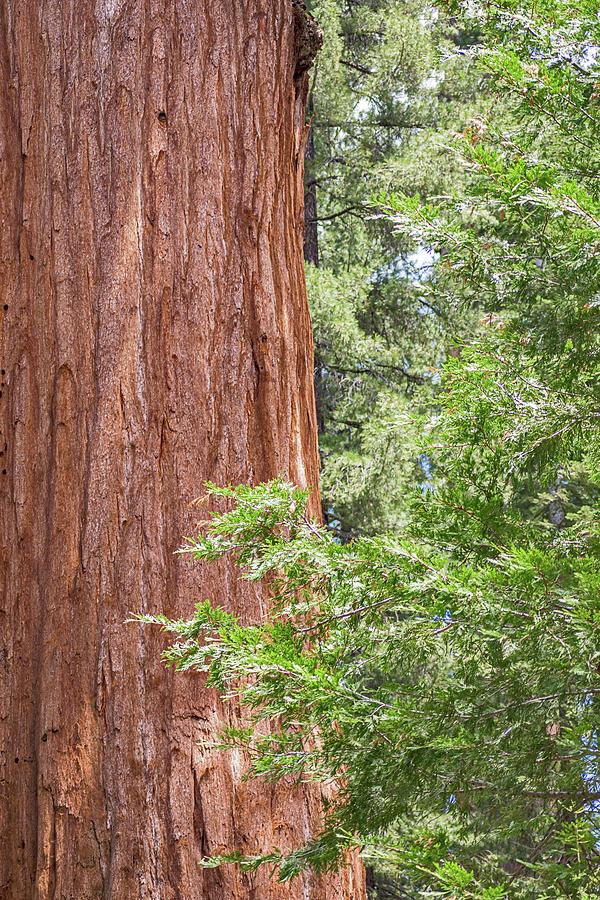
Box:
303;99;327;442
304;99;319;268
0;1;365;897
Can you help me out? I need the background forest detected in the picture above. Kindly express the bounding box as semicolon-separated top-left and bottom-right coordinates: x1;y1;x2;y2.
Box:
147;0;600;897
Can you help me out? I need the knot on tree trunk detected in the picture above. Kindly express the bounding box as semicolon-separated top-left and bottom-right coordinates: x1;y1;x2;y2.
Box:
292;0;323;77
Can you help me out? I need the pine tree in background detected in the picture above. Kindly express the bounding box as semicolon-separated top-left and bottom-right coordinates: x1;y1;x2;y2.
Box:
304;0;486;537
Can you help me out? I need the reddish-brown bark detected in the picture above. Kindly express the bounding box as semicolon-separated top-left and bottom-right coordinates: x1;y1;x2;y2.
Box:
0;1;365;896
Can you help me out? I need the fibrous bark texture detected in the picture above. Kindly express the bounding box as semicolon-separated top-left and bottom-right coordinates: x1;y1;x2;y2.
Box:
0;1;365;897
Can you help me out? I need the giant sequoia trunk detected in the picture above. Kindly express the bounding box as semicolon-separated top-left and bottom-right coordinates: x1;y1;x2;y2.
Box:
0;1;365;896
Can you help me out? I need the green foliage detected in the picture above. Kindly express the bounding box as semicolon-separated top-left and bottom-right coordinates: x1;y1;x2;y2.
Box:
305;0;483;537
142;468;600;896
307;263;429;534
142;0;600;897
